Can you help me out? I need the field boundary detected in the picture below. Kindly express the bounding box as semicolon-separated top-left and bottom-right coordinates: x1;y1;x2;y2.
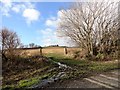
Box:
17;47;82;56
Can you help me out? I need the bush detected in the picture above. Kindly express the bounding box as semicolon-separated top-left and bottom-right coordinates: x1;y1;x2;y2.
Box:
73;51;81;59
96;53;104;60
95;53;112;61
73;50;88;60
85;54;96;61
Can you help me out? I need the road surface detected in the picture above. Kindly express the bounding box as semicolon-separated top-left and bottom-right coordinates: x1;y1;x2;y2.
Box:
46;69;120;89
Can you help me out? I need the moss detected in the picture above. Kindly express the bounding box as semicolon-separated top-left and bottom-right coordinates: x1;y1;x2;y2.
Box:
18;73;51;88
18;78;39;88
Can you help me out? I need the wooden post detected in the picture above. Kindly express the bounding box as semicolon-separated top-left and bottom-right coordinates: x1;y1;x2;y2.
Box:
39;47;42;56
64;47;67;55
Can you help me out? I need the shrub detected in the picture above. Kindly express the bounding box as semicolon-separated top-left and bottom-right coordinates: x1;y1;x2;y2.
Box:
73;50;88;60
85;54;96;61
96;53;112;61
73;51;81;59
96;53;104;60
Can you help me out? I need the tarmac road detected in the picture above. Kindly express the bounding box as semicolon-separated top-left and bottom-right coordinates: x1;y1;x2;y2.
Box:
46;69;120;89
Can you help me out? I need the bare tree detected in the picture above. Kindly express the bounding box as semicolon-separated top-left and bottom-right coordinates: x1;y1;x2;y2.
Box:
0;28;20;60
29;43;35;48
57;1;119;56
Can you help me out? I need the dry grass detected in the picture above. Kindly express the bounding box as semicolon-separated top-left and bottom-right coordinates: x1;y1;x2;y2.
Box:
2;56;53;86
17;47;82;57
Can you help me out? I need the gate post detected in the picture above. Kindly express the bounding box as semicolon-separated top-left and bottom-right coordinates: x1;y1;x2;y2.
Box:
39;47;42;56
64;47;67;55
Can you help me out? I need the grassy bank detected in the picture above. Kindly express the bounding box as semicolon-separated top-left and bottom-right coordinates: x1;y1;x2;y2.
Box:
44;53;119;80
2;56;58;89
2;53;119;89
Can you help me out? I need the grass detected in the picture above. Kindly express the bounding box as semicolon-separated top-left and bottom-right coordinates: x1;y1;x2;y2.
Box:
45;53;90;69
18;74;50;88
45;53;118;69
2;73;51;89
2;56;57;89
18;78;39;88
3;53;119;89
44;53;119;80
89;61;119;72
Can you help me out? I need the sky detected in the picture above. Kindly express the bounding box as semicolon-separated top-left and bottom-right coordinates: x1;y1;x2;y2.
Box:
1;0;119;47
0;0;72;47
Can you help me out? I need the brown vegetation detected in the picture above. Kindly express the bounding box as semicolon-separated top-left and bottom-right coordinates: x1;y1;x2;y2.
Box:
2;55;52;86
